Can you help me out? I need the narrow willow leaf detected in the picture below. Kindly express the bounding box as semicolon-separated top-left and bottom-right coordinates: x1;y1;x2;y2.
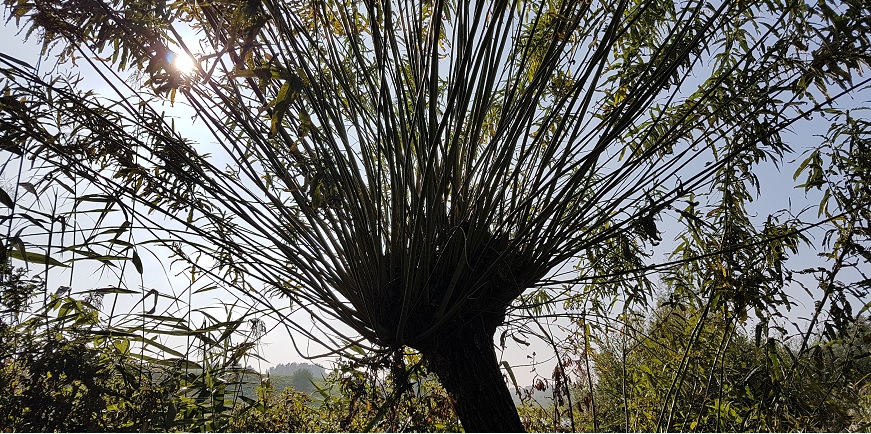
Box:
0;188;14;208
131;250;144;274
7;249;68;267
501;361;522;397
142;313;186;323
129;335;186;358
18;182;37;196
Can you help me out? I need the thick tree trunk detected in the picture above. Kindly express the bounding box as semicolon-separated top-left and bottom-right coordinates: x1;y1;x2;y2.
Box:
419;316;525;432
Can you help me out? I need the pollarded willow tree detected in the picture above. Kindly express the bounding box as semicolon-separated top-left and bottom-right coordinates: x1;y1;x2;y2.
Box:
2;0;870;430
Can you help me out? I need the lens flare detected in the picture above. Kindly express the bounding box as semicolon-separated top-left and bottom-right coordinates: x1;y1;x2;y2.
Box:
166;51;197;74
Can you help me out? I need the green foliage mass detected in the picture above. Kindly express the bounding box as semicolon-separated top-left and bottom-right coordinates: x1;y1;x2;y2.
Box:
0;265;186;431
2;251;871;432
514;302;871;432
0;263;461;432
591;307;871;431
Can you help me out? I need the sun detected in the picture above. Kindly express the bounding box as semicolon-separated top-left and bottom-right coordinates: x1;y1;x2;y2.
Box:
166;51;197;75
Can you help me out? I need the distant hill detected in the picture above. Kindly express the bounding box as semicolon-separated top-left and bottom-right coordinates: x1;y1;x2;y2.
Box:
267;362;327;378
232;362;329;400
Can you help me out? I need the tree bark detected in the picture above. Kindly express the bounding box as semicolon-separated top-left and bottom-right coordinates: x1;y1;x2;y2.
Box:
419;315;525;432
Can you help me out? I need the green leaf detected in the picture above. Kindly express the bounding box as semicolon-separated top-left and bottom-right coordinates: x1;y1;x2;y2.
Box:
7;248;68;267
113;338;130;354
129;335;186;358
86;330;139;338
142;314;186;324
163;358;203;370
819;188;831;217
270;82;293;134
311;378;330;400
0;188;14;208
132;250;144;274
501;361;522;397
18;182;37;196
